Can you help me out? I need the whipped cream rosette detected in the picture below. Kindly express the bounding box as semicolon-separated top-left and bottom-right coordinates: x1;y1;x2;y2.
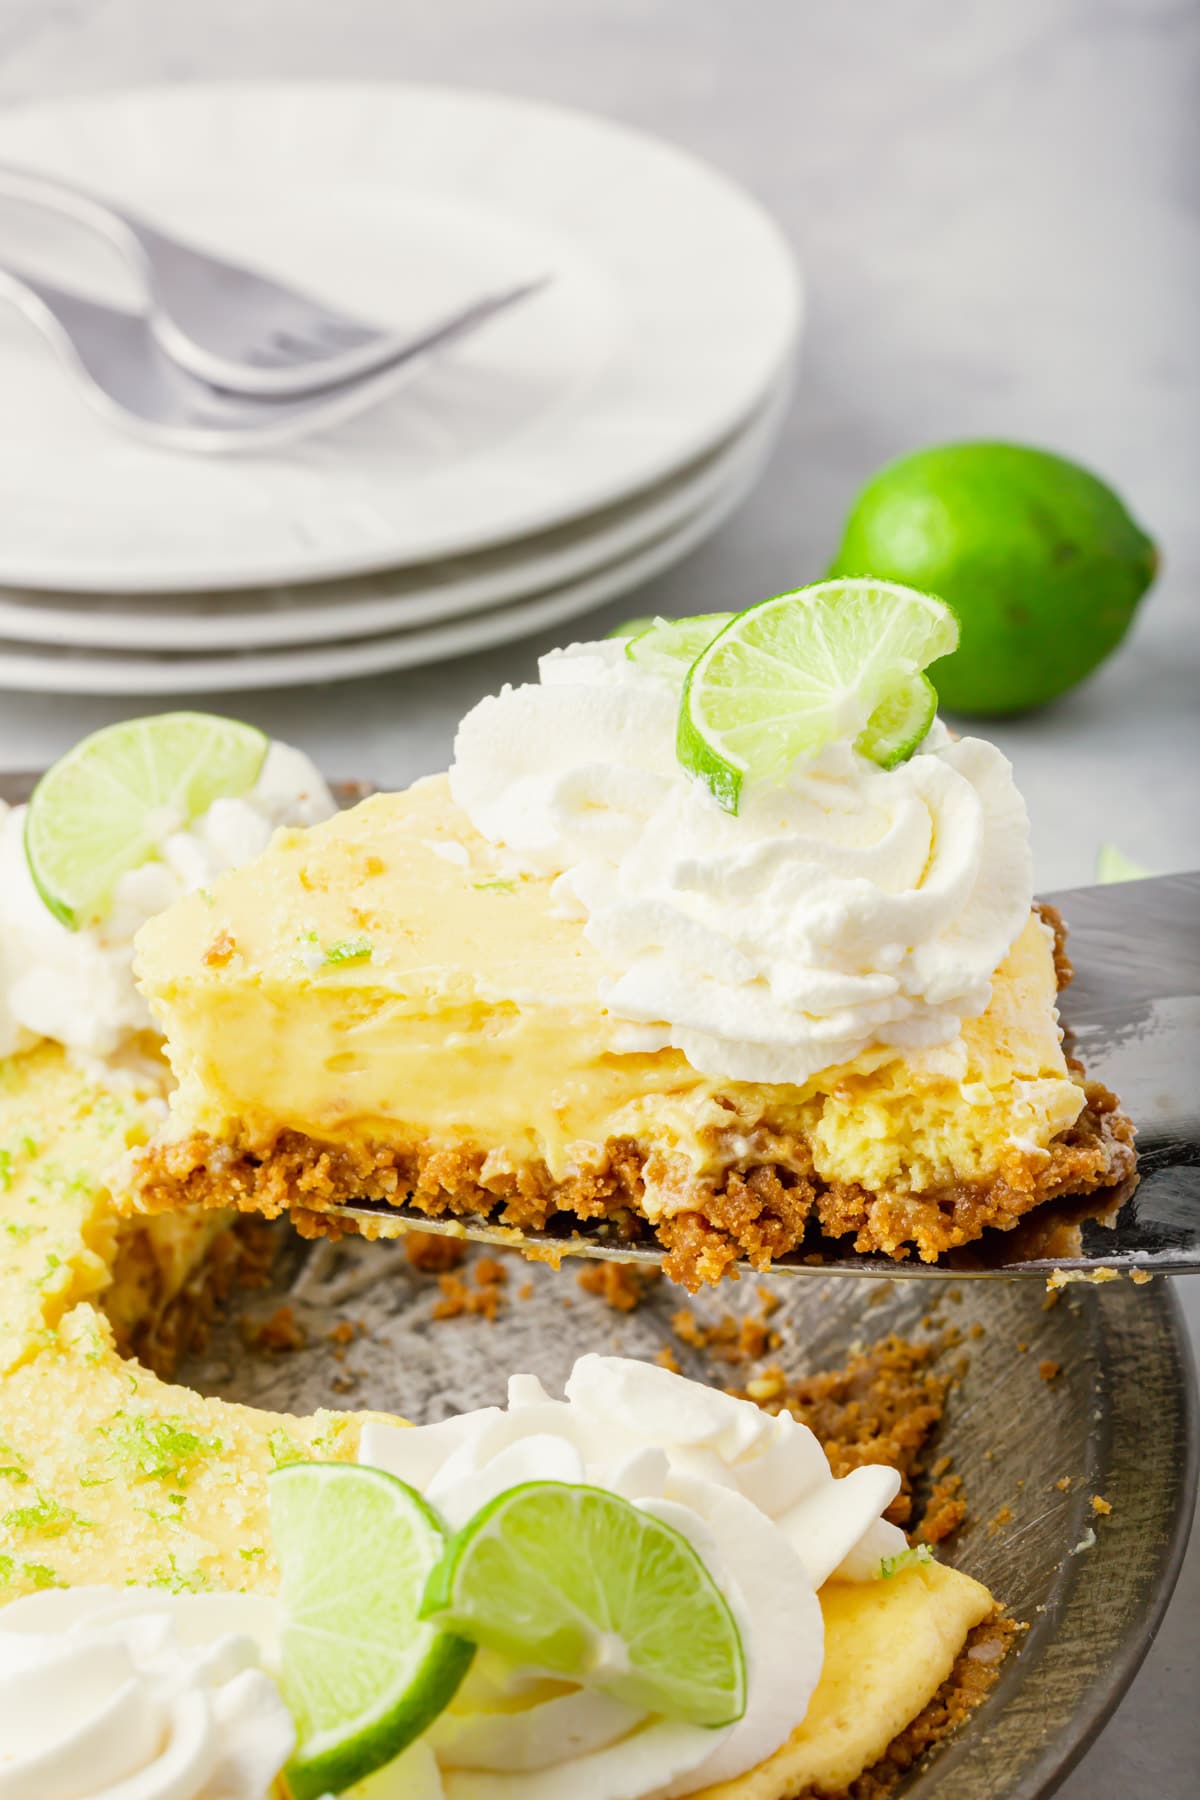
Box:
0;1587;293;1800
354;1353;908;1799
450;639;1033;1085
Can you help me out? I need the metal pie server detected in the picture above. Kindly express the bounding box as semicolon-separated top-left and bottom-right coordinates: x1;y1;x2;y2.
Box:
334;869;1200;1280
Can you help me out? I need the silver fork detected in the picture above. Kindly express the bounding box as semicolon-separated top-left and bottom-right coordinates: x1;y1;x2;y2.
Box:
0;160;435;397
0;262;545;453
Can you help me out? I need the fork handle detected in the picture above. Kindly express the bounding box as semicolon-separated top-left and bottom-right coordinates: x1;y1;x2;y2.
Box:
0;161;152;262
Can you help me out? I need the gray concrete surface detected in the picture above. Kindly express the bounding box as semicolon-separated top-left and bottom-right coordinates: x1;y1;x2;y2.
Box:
0;3;1196;1792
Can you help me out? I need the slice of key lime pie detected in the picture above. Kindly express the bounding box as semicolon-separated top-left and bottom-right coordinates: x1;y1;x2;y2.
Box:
130;582;1133;1284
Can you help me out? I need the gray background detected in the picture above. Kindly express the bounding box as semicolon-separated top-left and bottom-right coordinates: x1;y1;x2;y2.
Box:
0;2;1196;1792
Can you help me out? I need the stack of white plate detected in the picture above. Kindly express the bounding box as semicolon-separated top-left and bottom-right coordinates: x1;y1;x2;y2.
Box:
0;84;801;695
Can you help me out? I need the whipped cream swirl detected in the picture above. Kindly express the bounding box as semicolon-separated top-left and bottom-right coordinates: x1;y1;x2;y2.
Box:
0;742;334;1062
0;1587;293;1800
359;1353;908;1799
450;640;1034;1085
0;1360;910;1800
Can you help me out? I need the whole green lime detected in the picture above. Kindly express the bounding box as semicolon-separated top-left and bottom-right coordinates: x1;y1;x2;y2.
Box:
827;442;1158;714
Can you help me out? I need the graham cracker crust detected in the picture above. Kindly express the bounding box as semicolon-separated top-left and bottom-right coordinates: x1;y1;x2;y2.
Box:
106;1219;274;1379
796;1613;1016;1800
130;1080;1134;1294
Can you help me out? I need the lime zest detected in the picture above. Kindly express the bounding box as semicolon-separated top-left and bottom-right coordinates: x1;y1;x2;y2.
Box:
677;579;959;812
421;1479;746;1729
270;1462;473;1800
878;1543;934;1580
103;1413;223;1487
24;712;269;931
322;936;374;966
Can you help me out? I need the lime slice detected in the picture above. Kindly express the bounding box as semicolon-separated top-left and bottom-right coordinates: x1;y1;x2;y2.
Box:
607;614;657;639
270;1462;474;1800
854;672;938;769
1096;843;1152;883
421;1480;745;1729
625;612;734;676
24;712;269;930
678;579;959;812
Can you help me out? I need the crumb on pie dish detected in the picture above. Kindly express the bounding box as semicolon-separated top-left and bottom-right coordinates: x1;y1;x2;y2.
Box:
128;640;1134;1288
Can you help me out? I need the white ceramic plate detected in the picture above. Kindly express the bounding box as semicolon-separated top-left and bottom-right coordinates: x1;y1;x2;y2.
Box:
0;82;800;593
0;421;771;695
0;382;789;653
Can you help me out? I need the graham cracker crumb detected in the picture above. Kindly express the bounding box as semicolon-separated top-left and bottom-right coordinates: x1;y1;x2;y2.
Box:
655;1346;682;1373
1039;1359;1061;1382
671;1308;706;1349
669;1292;783;1366
242;1303;306;1354
577;1262;660;1312
202;929;237;968
922;1473;968;1544
987;1504;1014;1537
406;1231;467;1274
1091;1494;1112;1516
755;1283;782;1318
431;1256;508;1323
328;1319;367;1347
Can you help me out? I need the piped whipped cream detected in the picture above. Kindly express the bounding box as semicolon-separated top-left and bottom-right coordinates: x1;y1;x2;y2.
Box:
358;1353;909;1799
0;1587;293;1800
450;639;1034;1085
0;742;334;1062
0;1360;912;1800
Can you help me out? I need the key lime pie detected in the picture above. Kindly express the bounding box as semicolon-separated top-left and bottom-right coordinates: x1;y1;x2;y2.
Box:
0;663;1032;1797
129;583;1134;1286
